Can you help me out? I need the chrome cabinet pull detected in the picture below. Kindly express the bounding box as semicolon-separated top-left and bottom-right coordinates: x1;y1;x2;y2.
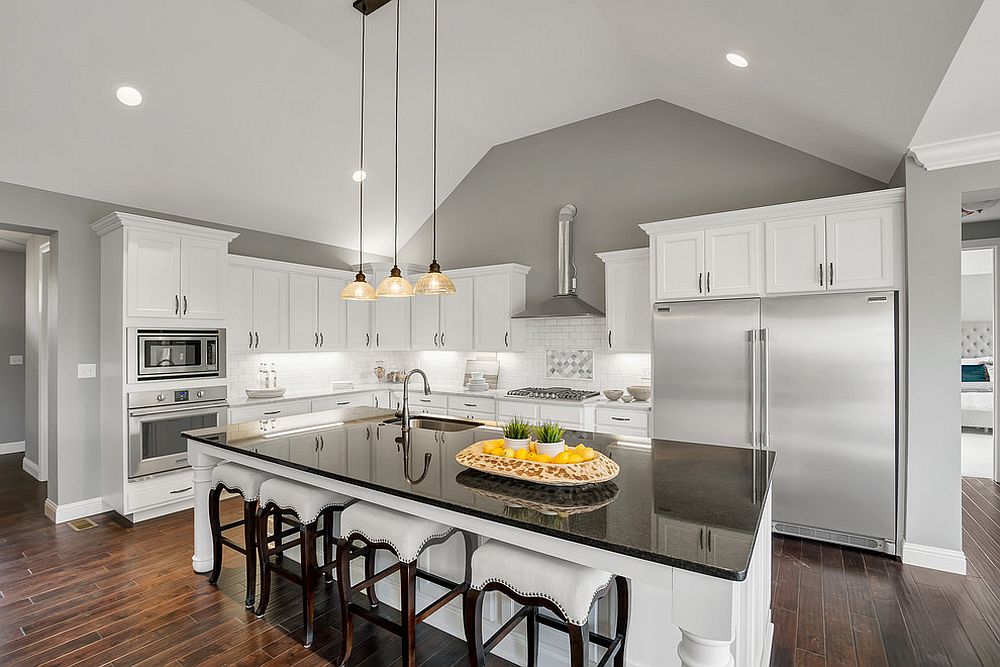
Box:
829;262;834;286
170;487;192;495
759;328;769;448
314;332;319;347
504;332;509;348
698;272;703;294
366;333;370;347
376;333;380;347
611;416;630;422
320;332;324;347
174;294;180;315
608;330;612;349
706;272;711;293
698;527;704;550
374;395;380;407
336;400;350;406
263;410;281;416
183;295;188;315
320;435;325;451
434;333;438;347
441;332;445;346
749;329;760;448
254;332;259;348
366;426;371;440
314;436;319;452
463;402;477;408
707;529;713;552
819;263;824;287
248;331;253;348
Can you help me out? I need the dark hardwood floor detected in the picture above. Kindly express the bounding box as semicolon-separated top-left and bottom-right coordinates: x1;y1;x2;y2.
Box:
3;452;1000;666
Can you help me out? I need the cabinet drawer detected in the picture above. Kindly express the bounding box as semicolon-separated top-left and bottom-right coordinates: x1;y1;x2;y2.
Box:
538;404;586;426
447;396;495;413
597;409;649;430
447;408;493;421
410;394;448;410
126;471;194;513
229;400;310;423
314;393;371;411
496;400;538;421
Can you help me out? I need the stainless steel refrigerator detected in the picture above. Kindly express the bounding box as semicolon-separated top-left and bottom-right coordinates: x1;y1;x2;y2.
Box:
652;292;897;553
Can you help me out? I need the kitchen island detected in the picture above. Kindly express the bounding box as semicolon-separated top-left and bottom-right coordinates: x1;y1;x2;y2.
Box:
185;407;774;667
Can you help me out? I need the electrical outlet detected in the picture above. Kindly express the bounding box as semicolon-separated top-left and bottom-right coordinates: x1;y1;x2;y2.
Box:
9;355;23;366
77;363;97;379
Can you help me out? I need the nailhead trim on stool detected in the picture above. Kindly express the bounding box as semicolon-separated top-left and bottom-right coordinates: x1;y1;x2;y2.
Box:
211;463;272;501
338;501;453;562
258;477;353;523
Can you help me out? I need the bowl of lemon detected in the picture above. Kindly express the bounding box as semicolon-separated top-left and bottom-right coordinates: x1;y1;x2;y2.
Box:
455;432;620;486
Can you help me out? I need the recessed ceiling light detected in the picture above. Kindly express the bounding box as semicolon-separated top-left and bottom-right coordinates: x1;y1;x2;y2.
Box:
725;52;749;68
352;169;367;182
116;86;143;106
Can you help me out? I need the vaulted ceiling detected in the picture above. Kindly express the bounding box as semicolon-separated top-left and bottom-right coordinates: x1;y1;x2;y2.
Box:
0;0;981;256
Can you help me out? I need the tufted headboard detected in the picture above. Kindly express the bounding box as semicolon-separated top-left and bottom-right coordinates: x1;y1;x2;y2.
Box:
962;321;993;358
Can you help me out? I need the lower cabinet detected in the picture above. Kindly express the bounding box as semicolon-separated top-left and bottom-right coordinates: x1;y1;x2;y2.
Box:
229;399;311;424
595;407;650;437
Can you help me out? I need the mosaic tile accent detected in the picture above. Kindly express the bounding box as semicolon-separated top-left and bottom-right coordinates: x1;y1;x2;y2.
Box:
545;349;594;380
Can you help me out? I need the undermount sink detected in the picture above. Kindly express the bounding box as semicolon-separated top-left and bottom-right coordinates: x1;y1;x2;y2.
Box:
383;416;483;432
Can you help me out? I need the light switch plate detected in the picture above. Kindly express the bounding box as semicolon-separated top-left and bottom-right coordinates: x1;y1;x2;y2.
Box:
77;363;97;379
9;355;23;366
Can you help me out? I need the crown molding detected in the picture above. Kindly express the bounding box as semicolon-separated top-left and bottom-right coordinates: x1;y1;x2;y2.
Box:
90;211;240;242
909;131;1000;172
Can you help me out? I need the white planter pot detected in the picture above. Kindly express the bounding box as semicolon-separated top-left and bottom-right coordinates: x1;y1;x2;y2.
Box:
503;437;531;451
535;440;566;458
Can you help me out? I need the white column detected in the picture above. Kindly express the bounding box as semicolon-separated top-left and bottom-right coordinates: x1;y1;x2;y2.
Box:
672;569;737;667
189;442;220;573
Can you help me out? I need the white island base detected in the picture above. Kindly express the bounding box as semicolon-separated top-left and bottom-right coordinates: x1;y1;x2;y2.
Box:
188;442;773;667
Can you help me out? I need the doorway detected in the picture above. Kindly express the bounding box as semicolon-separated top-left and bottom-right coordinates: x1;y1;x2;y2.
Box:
959;245;996;480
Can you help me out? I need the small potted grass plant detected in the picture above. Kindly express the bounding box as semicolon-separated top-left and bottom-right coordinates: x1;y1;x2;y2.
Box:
502;416;532;451
533;421;566;458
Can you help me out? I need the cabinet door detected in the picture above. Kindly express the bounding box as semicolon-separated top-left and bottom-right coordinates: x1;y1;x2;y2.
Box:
764;216;827;294
654;231;705;301
179;239;228;320
440;276;474;350
229;264;255;350
410;295;441;350
826;207;896;290
374;297;411;350
655;517;705;563
346;300;373;350
288;273;319;351
318;277;347;350
474;274;512;351
605;259;650;352
289;434;319;467
704;224;760;297
126;229;182;318
318;429;347;473
252;268;288;351
346;424;373;480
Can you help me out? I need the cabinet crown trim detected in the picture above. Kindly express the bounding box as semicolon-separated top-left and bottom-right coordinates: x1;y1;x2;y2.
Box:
596;248;649;263
440;263;532;278
91;212;240;242
639;188;905;236
231;254;354;279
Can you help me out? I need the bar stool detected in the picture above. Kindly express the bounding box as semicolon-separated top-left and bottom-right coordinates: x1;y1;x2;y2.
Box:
254;477;355;647
207;462;273;608
463;540;630;667
334;502;475;667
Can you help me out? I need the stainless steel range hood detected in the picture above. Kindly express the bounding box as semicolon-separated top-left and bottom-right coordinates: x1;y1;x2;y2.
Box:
513;204;605;319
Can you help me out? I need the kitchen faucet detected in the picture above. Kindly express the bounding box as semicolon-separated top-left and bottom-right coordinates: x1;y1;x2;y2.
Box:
397;368;431;433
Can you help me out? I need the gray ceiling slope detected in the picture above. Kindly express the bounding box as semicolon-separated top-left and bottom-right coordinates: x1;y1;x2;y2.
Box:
0;1;980;256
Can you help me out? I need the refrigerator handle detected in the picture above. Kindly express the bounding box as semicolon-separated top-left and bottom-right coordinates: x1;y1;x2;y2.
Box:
759;328;770;448
749;329;760;448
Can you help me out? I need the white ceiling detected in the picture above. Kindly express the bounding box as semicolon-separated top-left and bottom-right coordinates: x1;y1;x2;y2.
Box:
911;0;1000;147
0;0;981;256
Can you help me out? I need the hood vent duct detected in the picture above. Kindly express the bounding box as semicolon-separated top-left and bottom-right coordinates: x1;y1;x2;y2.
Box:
513;204;605;319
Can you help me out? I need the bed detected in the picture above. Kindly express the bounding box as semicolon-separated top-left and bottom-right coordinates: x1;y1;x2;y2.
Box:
962;321;994;430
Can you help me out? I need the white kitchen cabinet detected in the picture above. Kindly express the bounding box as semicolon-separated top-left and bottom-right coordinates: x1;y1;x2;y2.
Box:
410;295;441;351
447;395;495;419
289;433;320;467
440;276;474;350
764;216;827;293
374;296;411;350
596;406;649;437
597;249;650;353
126;228;183;318
317;277;347;350
347;423;374;480
179;237;229;320
229;399;311;423
251;268;288;352
496;400;538;423
229;264;255;350
653;231;704;301
318;429;347;471
288;273;320;351
473;267;528;352
704;224;760;296
346;301;373;350
825;206;896;291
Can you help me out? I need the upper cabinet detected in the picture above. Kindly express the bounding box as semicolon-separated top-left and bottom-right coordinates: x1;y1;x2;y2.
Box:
473;266;529;352
641;189;904;302
410;275;475;351
92;213;238;324
597;248;650;353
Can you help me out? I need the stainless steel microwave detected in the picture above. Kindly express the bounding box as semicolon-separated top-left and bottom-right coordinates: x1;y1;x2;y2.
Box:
128;329;226;383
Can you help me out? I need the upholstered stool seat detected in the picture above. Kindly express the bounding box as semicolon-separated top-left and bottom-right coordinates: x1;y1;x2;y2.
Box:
335;502;474;666
464;540;630;667
338;501;453;563
207;463;274;608
254;478;355;647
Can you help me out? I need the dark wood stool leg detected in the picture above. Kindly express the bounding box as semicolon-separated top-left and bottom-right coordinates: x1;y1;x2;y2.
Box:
567;622;591;667
274;511;284;562
322;508;334;584
243;499;258;608
527;605;540;667
335;538;355;667
400;560;418;667
207;485;223;584
364;547;380;609
463;587;487;667
254;504;273;618
613;575;630;667
300;521;317;648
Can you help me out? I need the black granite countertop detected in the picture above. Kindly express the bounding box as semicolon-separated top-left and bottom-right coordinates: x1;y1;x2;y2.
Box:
184;407;774;581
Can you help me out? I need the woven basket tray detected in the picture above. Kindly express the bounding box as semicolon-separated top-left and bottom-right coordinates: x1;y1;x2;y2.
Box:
454;440;620;487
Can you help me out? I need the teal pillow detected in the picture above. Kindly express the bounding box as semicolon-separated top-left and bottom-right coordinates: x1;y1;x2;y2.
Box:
963;364;989;382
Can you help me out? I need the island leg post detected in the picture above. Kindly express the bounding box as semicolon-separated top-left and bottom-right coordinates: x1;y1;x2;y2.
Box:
189;443;218;574
672;569;737;667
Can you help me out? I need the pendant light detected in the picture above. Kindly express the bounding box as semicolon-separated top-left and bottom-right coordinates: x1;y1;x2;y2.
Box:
341;14;377;301
414;0;456;296
376;0;415;298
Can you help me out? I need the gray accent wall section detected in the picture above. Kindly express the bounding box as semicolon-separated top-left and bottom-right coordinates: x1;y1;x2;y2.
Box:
904;156;1000;559
0;250;25;444
0;179;364;506
399;100;885;308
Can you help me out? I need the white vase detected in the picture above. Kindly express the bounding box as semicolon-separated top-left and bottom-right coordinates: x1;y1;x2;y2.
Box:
504;437;530;451
535;440;566;458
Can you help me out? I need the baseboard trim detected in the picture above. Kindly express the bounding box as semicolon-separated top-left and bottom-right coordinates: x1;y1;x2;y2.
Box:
21;456;41;480
44;497;111;524
0;440;26;455
901;541;968;575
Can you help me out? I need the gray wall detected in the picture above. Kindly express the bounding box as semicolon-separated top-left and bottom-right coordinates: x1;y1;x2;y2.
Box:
0;180;365;505
0;250;25;444
961;274;993;322
904;155;1000;557
399;100;885;308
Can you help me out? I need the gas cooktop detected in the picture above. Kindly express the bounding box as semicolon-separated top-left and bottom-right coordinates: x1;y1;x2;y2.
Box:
505;386;600;401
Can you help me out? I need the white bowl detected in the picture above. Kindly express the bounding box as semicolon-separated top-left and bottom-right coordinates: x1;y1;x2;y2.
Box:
245;387;286;399
603;389;623;401
535;440;566;458
626;385;651;401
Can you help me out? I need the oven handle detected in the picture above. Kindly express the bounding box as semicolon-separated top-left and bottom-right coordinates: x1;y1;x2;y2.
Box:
128;401;229;418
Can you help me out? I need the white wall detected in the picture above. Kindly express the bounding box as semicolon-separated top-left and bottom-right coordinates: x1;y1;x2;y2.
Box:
961;273;994;322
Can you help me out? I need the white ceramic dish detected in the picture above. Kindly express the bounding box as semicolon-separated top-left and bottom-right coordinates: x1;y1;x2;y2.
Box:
626;385;651;401
535;440;566;458
245;387;287;399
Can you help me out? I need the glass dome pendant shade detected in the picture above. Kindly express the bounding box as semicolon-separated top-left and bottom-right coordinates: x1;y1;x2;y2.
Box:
414;260;456;295
376;265;414;297
341;271;377;300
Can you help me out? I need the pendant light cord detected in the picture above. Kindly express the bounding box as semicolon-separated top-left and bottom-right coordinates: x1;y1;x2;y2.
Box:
393;0;400;267
358;15;366;269
432;0;438;264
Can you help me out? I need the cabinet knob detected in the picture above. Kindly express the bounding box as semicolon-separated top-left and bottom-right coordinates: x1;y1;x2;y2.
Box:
156;394;166;402
196;390;206;398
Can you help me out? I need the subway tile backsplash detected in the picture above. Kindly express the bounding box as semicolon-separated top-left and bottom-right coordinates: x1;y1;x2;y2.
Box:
228;317;649;395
